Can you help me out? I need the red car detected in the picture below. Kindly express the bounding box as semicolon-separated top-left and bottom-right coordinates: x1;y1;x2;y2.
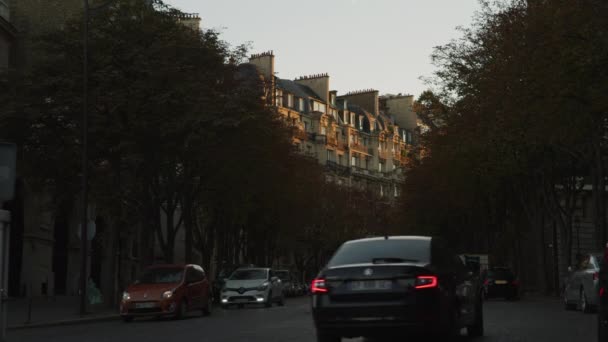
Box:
120;264;212;322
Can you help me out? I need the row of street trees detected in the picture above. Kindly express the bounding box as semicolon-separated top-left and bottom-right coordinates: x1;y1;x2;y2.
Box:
0;0;395;295
401;0;608;294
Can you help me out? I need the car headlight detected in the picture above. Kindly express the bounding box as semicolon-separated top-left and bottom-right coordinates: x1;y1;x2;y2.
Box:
257;282;270;291
122;291;130;301
162;290;173;299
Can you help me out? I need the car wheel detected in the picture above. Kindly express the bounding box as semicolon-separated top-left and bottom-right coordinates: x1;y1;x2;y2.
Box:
435;306;459;340
203;296;213;316
581;289;592;314
122;316;134;323
265;291;273;308
467;298;484;337
564;292;576;310
175;299;187;319
316;329;340;342
599;312;608;341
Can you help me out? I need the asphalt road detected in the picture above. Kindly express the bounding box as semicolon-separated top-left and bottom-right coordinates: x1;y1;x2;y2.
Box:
7;295;597;342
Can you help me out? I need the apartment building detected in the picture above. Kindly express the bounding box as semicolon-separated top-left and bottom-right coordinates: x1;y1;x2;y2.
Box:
248;51;418;199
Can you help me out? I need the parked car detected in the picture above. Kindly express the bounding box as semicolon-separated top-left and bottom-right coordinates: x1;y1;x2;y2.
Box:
120;264;212;322
221;268;285;308
212;263;256;303
311;236;484;341
598;244;608;341
564;252;603;313
275;270;293;296
482;267;519;300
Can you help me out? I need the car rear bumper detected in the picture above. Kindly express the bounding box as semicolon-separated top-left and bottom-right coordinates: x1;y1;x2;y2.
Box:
312;296;442;337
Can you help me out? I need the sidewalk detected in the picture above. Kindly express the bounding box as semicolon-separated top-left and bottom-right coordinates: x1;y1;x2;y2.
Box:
6;296;119;330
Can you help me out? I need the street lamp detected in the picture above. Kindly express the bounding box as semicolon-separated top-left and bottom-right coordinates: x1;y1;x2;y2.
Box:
80;0;115;317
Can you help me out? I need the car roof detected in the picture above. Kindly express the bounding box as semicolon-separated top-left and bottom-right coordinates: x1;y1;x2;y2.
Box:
234;267;269;271
344;236;432;245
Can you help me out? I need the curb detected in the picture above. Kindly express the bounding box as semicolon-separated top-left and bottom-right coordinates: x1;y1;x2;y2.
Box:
7;314;120;331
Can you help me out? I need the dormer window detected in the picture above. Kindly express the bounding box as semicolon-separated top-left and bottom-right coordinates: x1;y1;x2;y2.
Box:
287;94;294;108
298;98;305;112
359;116;364;130
350;113;355;125
343;112;348;124
276;90;283;107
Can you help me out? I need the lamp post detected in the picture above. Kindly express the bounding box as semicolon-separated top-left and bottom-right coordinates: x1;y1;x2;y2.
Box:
79;0;90;317
80;0;115;317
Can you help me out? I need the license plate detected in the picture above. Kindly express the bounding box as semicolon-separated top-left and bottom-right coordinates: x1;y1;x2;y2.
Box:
135;302;156;309
233;298;249;303
495;280;508;285
350;280;392;291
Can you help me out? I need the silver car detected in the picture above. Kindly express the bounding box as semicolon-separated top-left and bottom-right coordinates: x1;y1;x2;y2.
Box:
220;268;285;308
564;253;602;313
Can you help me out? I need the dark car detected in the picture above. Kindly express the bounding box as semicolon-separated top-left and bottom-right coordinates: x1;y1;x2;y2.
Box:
482;267;519;300
120;264;212;322
598;244;608;341
311;236;483;341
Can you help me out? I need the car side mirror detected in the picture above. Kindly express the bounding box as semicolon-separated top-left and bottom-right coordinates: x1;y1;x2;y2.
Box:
271;276;279;282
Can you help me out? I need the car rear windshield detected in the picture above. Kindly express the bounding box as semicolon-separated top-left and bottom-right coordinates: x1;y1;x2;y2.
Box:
137;267;184;284
327;238;430;267
487;268;514;279
229;269;268;280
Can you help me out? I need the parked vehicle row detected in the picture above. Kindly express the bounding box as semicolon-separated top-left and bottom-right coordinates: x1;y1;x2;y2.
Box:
482;267;520;300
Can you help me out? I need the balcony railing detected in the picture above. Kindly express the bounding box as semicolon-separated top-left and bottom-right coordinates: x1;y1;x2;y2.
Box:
378;150;389;160
326;161;350;175
350;143;369;154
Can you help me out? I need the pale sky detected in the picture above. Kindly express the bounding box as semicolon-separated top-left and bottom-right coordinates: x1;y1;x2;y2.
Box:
164;0;480;98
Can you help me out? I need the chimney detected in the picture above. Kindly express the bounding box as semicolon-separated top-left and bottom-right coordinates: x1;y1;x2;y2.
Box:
383;94;416;130
249;51;275;81
175;13;202;31
338;89;379;116
294;73;330;103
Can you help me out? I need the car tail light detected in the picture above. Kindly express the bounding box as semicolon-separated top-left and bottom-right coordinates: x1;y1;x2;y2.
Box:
600;287;605;298
594;272;599;281
311;278;328;294
415;275;438;289
483;279;489;286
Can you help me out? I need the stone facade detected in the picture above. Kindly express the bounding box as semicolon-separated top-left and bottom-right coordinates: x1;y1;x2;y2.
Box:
248;52;418;199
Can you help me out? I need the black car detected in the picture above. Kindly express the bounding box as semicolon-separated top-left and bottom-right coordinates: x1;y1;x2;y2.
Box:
482;267;519;300
311;236;483;341
598;245;608;341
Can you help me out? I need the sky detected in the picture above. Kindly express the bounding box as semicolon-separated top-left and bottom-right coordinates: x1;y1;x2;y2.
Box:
164;0;481;98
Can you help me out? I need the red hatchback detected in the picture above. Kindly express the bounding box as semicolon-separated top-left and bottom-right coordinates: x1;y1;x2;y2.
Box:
120;264;212;322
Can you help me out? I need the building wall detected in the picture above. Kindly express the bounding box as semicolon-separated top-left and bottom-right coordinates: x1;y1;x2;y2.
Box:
339;91;379;116
384;95;417;130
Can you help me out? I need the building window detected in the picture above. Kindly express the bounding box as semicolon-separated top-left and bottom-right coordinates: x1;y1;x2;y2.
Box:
287;94;294;108
344;112;348;124
349;135;354;143
276;90;283;107
380;185;384;197
298;98;305;111
321;126;327;135
365;158;369;170
313;102;326;113
393;164;397;170
338;154;343;165
304;121;309;132
350;113;355;125
351;156;356;167
379;163;384;172
359;116;364;130
394;186;398;197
